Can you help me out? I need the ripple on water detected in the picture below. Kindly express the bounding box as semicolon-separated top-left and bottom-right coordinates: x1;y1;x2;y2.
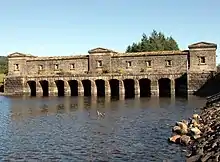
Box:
0;96;206;161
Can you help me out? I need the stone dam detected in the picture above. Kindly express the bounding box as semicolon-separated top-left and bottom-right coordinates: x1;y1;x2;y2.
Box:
3;42;218;98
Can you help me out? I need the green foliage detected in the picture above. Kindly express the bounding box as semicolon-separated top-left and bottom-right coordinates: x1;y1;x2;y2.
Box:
0;56;8;74
126;30;179;53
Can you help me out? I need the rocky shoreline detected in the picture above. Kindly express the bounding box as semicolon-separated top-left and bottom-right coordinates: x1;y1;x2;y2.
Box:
168;103;220;162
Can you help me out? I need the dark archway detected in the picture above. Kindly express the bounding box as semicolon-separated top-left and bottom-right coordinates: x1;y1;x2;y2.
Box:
95;79;105;97
55;80;65;96
27;81;36;96
139;78;151;97
0;85;4;92
39;80;49;96
158;78;171;97
82;80;91;96
109;79;119;97
124;79;135;98
68;80;78;96
175;74;187;97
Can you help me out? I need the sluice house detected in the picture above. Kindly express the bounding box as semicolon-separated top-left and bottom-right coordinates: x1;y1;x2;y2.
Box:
4;42;217;98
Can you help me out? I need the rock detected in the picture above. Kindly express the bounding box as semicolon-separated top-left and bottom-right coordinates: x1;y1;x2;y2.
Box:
176;122;188;135
172;126;181;134
186;154;201;162
181;119;189;125
191;119;200;127
201;152;213;162
169;105;220;161
190;127;201;135
180;135;191;145
192;134;201;140
192;114;200;120
169;135;181;143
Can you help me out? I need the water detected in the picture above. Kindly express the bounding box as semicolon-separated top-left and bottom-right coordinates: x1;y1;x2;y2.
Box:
0;96;206;161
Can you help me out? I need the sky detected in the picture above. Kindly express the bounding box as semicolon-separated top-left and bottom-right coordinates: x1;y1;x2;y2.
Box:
0;0;219;62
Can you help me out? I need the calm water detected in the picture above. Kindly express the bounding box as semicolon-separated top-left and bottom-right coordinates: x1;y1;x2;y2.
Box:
0;96;206;162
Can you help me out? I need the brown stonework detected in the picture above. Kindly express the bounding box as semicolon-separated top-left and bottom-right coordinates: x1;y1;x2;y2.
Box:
4;42;217;97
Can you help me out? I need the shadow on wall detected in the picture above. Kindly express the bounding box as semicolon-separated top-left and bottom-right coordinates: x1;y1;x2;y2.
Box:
194;72;220;97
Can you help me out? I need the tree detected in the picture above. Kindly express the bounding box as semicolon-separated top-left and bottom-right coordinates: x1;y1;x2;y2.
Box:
0;56;8;74
126;30;179;52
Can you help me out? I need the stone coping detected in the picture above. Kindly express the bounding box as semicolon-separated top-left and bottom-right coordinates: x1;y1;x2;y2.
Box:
7;50;188;61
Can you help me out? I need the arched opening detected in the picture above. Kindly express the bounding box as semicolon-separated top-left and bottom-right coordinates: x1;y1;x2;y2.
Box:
68;80;78;96
27;81;36;96
123;79;135;98
0;85;4;92
39;80;49;96
175;74;187;97
82;80;91;96
158;78;171;97
95;79;105;97
55;80;65;96
109;79;119;97
139;78;151;97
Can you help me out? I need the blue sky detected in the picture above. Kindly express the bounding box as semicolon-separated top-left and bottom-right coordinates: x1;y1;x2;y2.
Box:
0;0;219;62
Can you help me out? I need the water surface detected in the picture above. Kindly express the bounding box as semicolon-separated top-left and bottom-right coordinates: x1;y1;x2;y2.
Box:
0;96;206;161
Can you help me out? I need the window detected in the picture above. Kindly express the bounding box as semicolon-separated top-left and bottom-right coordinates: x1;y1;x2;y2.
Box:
70;63;75;70
126;61;132;68
39;65;43;70
200;56;206;64
14;64;19;71
166;60;172;67
97;60;103;67
54;64;59;70
146;60;152;67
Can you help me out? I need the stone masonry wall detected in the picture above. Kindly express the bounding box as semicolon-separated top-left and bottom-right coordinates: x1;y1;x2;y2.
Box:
4;77;24;95
187;73;212;95
189;48;216;72
89;53;111;74
111;54;188;74
26;57;89;76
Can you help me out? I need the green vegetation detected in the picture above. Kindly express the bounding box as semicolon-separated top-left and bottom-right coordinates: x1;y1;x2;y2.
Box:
0;56;7;84
0;56;7;74
126;30;179;53
0;73;4;83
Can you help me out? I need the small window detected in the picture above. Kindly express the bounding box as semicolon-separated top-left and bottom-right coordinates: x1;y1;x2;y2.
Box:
200;56;206;64
146;60;152;67
70;63;75;70
166;60;172;66
14;64;19;71
97;60;103;67
39;65;43;70
54;64;59;70
126;61;132;68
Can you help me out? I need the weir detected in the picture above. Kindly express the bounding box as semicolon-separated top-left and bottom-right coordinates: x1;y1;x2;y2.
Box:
3;42;217;97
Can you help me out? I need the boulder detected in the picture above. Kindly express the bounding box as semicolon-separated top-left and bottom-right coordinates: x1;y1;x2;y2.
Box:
172;126;181;134
169;135;181;143
180;135;191;145
191;119;200;128
190;127;201;135
176;122;188;134
192;114;200;120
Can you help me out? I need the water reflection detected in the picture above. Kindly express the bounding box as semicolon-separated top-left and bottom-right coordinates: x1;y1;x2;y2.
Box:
9;96;205;122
